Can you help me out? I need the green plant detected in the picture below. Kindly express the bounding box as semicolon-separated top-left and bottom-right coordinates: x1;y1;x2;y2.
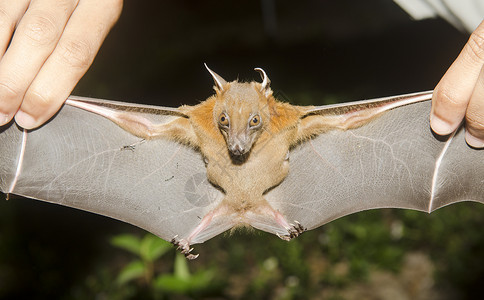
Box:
111;233;172;285
110;233;220;297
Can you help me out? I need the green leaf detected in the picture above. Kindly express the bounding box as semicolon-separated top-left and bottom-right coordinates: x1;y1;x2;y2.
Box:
116;260;146;285
153;274;191;293
188;269;216;290
152;254;192;293
174;252;191;280
139;234;172;262
153;267;216;294
111;234;142;255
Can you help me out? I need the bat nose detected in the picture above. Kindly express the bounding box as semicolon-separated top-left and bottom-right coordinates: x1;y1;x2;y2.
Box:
228;132;249;156
230;143;245;156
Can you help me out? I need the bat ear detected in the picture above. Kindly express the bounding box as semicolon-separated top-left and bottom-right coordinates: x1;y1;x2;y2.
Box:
254;67;272;97
204;63;227;92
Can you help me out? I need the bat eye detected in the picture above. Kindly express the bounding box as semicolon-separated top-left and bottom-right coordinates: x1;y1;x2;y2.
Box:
219;113;229;127
249;115;261;127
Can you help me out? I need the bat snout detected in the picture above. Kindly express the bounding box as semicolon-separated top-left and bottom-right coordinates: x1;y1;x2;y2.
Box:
229;143;247;156
228;132;251;156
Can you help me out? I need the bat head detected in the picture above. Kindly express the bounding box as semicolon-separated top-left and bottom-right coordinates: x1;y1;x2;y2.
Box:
206;65;273;158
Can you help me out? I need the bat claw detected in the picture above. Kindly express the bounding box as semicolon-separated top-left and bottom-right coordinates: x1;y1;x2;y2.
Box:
278;221;307;241
276;232;290;241
186;253;200;260
171;236;199;260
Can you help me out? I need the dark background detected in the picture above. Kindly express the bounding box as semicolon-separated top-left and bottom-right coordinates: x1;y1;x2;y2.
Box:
1;0;481;299
78;0;463;104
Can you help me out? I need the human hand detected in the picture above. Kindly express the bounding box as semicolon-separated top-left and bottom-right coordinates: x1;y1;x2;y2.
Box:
0;0;122;129
431;20;484;148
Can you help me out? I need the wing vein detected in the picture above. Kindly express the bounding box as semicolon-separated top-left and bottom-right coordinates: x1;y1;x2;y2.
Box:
9;129;28;193
429;130;457;212
130;144;184;190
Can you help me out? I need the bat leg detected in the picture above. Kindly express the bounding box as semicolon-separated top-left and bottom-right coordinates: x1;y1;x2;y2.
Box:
171;237;199;260
270;209;307;241
170;203;237;259
171;198;308;259
171;209;218;260
245;202;307;240
276;221;307;241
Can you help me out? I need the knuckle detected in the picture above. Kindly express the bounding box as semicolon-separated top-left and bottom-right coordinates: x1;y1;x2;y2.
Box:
0;7;16;33
24;90;52;111
21;13;59;45
433;87;462;110
465;30;484;63
57;0;79;10
57;39;93;69
465;110;484;131
0;79;21;100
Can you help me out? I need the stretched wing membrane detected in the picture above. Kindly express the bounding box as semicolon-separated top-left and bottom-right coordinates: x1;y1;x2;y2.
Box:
1;92;483;246
266;95;484;230
0;97;223;243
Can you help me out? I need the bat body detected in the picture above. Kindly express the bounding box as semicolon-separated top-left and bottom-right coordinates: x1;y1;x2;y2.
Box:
0;66;482;259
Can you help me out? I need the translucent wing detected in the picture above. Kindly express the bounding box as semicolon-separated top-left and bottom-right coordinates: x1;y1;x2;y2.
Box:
0;96;223;243
266;92;484;231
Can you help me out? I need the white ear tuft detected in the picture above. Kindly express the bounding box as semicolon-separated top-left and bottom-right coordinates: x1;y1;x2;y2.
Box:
254;67;271;96
204;63;227;91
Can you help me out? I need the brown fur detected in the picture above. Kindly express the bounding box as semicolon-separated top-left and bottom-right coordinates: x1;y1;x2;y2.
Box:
105;70;372;245
114;77;330;217
160;80;302;215
74;68;399;252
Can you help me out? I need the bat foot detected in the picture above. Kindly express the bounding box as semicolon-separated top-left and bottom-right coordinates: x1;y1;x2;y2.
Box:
171;236;199;260
277;221;307;241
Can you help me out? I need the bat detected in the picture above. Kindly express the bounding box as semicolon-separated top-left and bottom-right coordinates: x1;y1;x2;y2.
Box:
1;66;482;259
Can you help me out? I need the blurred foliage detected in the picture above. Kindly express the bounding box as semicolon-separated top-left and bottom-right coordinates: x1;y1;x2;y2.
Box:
108;233;220;298
12;203;477;299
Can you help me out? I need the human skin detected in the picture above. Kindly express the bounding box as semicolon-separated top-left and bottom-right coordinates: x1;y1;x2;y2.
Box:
0;0;123;129
431;20;484;148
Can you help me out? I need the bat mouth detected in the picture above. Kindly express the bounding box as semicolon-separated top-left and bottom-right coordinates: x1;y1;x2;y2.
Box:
229;149;250;165
228;142;250;156
230;148;247;156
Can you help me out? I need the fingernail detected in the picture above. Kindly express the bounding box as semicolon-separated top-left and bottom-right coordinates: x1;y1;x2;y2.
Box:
465;131;484;148
430;114;453;135
15;110;38;129
0;113;9;126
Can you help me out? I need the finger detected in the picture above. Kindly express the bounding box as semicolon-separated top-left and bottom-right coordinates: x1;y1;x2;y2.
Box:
0;0;30;58
16;0;123;129
431;20;484;135
464;65;484;148
0;0;78;125
0;0;30;124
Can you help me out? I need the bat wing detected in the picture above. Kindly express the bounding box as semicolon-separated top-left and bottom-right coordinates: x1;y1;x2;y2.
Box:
2;91;482;249
265;91;484;231
0;96;223;244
